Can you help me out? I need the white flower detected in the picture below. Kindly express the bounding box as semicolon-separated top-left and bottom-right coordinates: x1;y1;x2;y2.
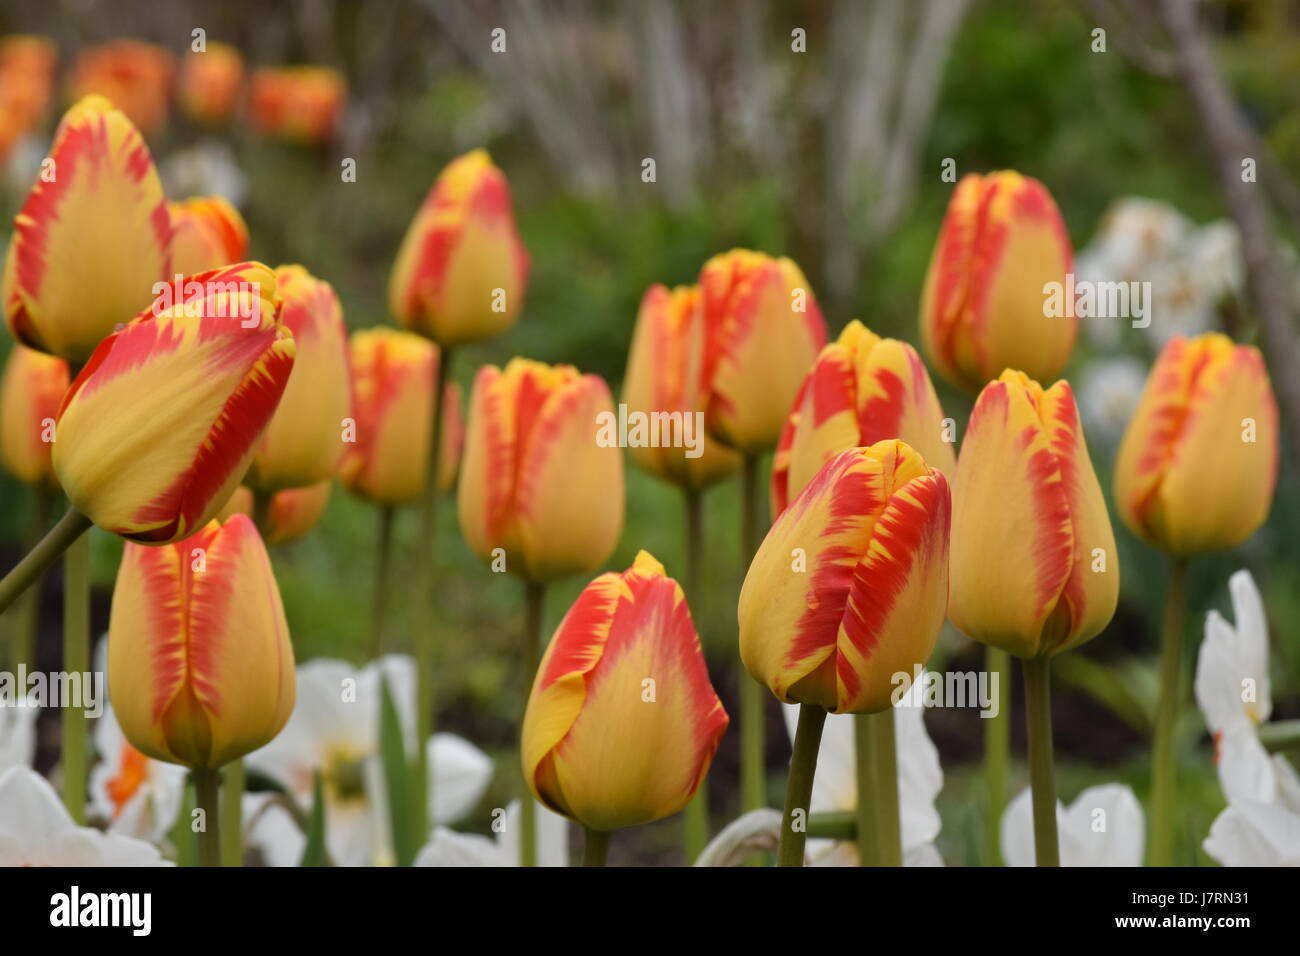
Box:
0;693;39;772
1001;784;1144;866
88;702;187;844
414;800;569;867
0;765;170;866
1145;221;1243;347
1076;356;1148;448
1196;569;1270;739
243;792;309;867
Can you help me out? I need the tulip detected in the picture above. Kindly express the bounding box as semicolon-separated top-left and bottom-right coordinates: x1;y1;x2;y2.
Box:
772;319;957;516
67;41;174;137
243;265;349;494
3;95;171;364
389;149;530;347
919;171;1076;393
218;481;331;546
178;42;244;125
248;66;347;144
0;35;58;137
522;550;728;859
0;344;68;487
169;196;249;278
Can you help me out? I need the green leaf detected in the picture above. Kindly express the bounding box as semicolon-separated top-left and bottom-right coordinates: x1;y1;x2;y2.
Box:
299;770;331;867
379;673;418;866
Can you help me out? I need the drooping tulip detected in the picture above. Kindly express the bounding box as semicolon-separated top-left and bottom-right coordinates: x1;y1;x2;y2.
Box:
0;345;68;487
168;196;249;277
772;319;956;516
388;149;530;347
949;370;1118;659
3;95;170;363
52;262;295;543
247;66;347;144
108;515;296;769
339;327;462;505
1114;333;1278;556
244;265;350;493
697;249;827;452
919;171;1075;393
67;41;174;137
521;550;728;831
621;283;739;489
458;358;624;582
218;481;332;546
739;440;951;714
178;43;244;125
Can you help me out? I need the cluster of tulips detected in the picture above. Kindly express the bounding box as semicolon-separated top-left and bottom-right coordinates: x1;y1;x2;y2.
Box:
0;86;1282;867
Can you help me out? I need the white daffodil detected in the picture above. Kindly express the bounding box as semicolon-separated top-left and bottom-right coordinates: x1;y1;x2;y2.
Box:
243;792;311;867
0;693;38;772
414;799;570;867
246;654;493;866
1001;784;1144;866
1076;356;1148;449
88;702;187;844
0;765;170;866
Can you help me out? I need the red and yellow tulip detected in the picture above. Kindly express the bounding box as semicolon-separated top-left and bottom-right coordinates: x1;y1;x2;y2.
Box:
949;370;1118;658
697;249;827;452
919;172;1075;393
178;43;244;125
739;440;951;714
389;149;530;347
218;481;332;546
1114;333;1278;556
339;327;462;505
108;514;295;769
169;196;249;278
52;262;295;543
0;35;58;140
3;95;171;364
67;41;174;137
458;358;623;582
772;319;956;516
0;344;68;487
247;66;346;145
521;550;728;831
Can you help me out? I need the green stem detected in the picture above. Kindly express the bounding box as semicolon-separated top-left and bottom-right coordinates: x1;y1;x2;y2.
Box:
582;828;611;867
251;489;272;537
1023;655;1059;867
853;713;878;865
371;505;394;659
9;486;52;672
61;530;89;823
739;453;765;815
221;759;244;866
681;487;709;862
0;508;92;614
778;703;826;867
983;645;1010;865
193;767;222;867
1149;557;1188;866
519;580;545;867
870;708;901;866
807;810;856;840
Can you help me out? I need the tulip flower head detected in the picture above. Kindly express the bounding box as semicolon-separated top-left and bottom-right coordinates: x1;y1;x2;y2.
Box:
389;149;530;347
522;551;729;831
949;370;1118;659
218;481;332;546
67;40;174;137
919;172;1075;393
0;35;58;140
247;66;347;145
739;440;951;715
108;514;296;769
0;344;68;487
458;358;624;582
1114;333;1278;556
772;319;956;516
178;43;245;125
168;196;249;277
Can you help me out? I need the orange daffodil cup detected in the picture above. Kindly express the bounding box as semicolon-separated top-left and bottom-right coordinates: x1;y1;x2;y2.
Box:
949;370;1118;865
1112;333;1279;865
739;440;951;866
522;551;727;865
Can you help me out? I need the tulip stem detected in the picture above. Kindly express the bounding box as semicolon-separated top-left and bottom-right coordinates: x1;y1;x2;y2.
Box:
60;530;90;823
0;507;93;615
853;713;879;865
582;828;611;867
371;505;394;658
251;489;272;536
520;580;545;867
870;708;902;866
9;486;52;672
221;760;244;866
983;645;1010;865
1149;557;1188;866
1023;656;1059;866
739;453;766;817
681;487;709;862
778;703;826;866
193;768;222;867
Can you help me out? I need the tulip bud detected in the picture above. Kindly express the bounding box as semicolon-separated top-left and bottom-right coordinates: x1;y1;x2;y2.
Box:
919;172;1075;393
218;481;331;546
1114;333;1278;556
67;41;174;137
3;95;170;364
339;328;462;505
773;319;957;516
0;36;58;135
0;345;68;487
522;550;728;831
168;196;249;278
949;370;1118;658
621;283;739;489
740;440;950;714
458;358;623;582
697;249;827;451
178;42;244;125
52;262;295;543
388;149;530;347
247;66;347;144
108;515;296;769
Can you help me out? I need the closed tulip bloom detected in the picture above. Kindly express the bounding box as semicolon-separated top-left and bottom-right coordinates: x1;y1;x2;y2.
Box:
919;172;1075;393
698;249;827;451
218;481;331;546
67;41;174;137
169;197;249;277
522;550;728;831
739;440;951;714
621;283;739;489
949;370;1118;658
245;265;350;492
772;319;956;516
247;66;347;144
1114;333;1278;556
389;149;530;347
178;43;244;125
0;345;68;486
0;35;58;134
3;95;170;363
108;515;295;769
458;358;623;582
339;328;462;505
52;262;295;543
